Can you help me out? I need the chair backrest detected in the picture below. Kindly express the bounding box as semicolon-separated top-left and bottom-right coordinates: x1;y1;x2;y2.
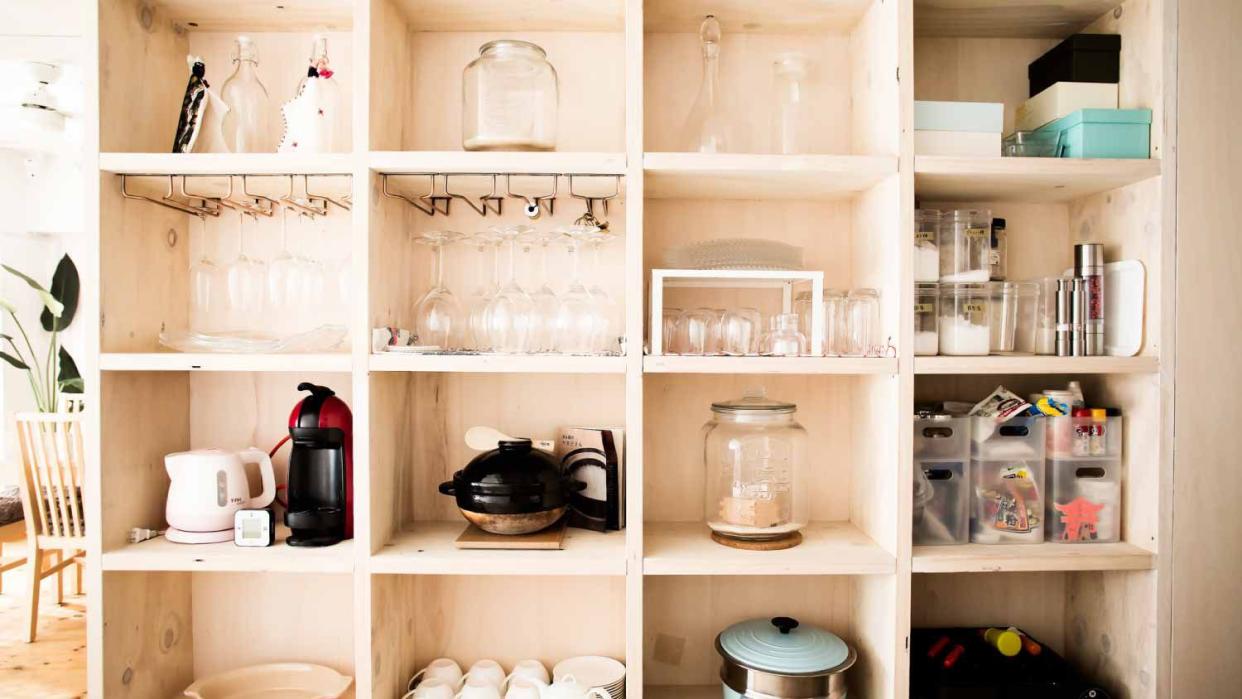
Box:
15;412;86;543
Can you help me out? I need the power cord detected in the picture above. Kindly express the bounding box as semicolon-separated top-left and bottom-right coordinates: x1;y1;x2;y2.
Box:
128;527;164;543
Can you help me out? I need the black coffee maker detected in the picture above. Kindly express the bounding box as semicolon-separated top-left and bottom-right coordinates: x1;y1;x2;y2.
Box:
284;382;353;547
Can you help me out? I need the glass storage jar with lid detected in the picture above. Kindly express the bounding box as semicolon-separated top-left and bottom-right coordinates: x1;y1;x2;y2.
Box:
940;209;992;283
704;389;809;550
939;283;991;356
462;40;558;151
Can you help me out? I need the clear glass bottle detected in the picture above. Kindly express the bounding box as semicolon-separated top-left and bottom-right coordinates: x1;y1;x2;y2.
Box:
761;313;808;356
683;15;728;153
915;283;939;356
771;53;809;154
462;40;558;151
703;389;808;546
842;288;881;357
221;36;273;153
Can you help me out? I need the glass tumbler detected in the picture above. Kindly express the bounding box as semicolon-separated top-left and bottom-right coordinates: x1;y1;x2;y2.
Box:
823;289;847;356
841;288;880;357
661;307;683;354
762;313;808;356
940;209;991;283
679;308;716;355
462;40;558;151
720;309;759;355
915;283;939;356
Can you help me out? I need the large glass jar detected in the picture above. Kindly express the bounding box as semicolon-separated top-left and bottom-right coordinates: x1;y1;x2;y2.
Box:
704;390;809;548
462;40;558;151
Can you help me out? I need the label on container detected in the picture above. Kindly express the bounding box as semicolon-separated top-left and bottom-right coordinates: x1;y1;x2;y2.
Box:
914;303;934;313
989;250;1001;265
916;230;936;244
965;227;988;240
1085;273;1104;321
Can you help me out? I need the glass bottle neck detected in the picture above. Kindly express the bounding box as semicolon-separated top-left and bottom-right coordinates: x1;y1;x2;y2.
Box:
700;46;720;100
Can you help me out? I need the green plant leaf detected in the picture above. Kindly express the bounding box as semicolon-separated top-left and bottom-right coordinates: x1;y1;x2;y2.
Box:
2;264;63;318
0;297;14;314
57;347;83;393
41;255;80;331
0;350;29;370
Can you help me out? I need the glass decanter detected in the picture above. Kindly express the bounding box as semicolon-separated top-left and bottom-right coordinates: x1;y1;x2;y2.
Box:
771;53;810;154
682;15;728;153
280;35;342;153
221;36;273;153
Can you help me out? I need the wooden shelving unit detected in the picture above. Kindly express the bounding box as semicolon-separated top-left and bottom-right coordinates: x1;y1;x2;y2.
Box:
83;0;1175;698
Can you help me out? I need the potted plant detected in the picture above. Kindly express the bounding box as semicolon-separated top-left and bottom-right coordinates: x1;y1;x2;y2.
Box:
0;255;82;411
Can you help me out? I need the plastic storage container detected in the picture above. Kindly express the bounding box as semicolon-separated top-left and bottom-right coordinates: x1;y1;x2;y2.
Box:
1035;276;1061;355
971;416;1046;544
915;283;939;356
915;210;942;283
1046;416;1122;543
1010;281;1040;355
462;40;558;151
914;416;971;545
939;283;990;356
1028;34;1122;97
940;209;991;283
988;282;1018;353
1034;108;1152;159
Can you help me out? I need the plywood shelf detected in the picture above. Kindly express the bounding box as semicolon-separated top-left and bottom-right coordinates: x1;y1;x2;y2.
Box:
644;0;872;34
914;0;1119;39
643;522;895;576
369;522;627;576
368;151;627;175
912;542;1156;574
914;355;1159;375
99;152;354;175
99;353;352;373
644;153;896;200
369;353;627;374
101;530;354;574
154;0;354;32
645;686;719;699
915;156;1162;203
393;0;624;32
644;355;898;375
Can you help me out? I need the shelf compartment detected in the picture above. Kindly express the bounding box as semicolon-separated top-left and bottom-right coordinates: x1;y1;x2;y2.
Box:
370;522;626;576
99;153;354;176
915;156;1162;203
369;151;627;175
913;542;1154;573
102;528;354;574
370;353;626;374
914;0;1120;39
101;353;352;373
644;153;896;200
644;355;897;375
644;521;893;576
914;356;1158;375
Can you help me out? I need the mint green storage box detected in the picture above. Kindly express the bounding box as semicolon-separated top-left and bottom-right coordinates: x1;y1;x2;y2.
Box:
1035;108;1152;158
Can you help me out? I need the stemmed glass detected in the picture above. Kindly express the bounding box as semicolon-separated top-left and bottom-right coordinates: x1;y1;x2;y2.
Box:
554;224;602;354
520;226;561;353
188;214;221;332
414;230;464;348
225;209;267;317
484;224;535;353
267;205;302;314
465;229;501;351
583;228;619;354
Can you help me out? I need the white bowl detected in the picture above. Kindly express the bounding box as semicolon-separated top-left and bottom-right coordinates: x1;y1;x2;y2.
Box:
183;662;353;699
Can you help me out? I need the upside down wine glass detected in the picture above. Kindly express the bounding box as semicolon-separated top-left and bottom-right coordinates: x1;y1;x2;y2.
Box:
484;224;535;353
465;229;501;351
188;214;221;332
414;230;464;348
583;227;619;354
554;225;602;354
521;226;561;353
226;209;267;317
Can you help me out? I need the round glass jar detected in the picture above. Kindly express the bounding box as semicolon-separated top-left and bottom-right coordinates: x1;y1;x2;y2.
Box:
939;283;990;356
462;40;558;151
915;282;939;356
704;390;808;547
915;209;941;283
940;209;991;283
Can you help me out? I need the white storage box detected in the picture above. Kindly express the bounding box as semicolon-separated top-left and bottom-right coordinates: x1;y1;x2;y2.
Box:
915;130;1001;156
1015;81;1119;132
914;100;1004;133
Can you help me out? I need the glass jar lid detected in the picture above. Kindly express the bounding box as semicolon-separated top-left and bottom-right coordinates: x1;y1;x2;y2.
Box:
711;388;796;415
479;39;547;58
716;617;853;676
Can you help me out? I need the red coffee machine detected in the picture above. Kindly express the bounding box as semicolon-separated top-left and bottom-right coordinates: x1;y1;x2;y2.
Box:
285;382;352;546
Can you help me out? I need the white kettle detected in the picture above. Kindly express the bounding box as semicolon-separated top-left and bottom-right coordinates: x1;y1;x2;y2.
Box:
165;448;276;543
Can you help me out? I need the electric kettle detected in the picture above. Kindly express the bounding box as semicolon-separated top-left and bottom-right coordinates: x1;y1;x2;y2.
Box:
165;448;276;544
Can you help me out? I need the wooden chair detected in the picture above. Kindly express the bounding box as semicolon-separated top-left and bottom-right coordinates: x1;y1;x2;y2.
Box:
0;516;27;594
15;411;86;642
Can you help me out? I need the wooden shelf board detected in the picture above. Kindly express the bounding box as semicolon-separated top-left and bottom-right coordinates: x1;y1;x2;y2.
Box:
915;355;1158;375
645;0;872;34
643;521;895;576
644;355;898;375
915;156;1162;203
370;522;627;576
369;352;626;374
154;0;353;32
99;152;354;175
644;153;896;200
100;352;352;373
101;529;354;574
645;686;719;699
393;0;624;32
914;0;1119;39
913;542;1156;574
369;151;627;175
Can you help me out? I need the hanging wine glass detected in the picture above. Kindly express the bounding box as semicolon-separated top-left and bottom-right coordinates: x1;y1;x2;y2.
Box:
520;226;560;353
554;223;602;354
414;230;464;348
188;214;221;332
267;205;301;314
465;229;502;351
582;227;619;354
225;209;267;316
483;224;535;353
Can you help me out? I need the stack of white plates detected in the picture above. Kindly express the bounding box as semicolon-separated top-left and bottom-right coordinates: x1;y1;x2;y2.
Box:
553;656;626;699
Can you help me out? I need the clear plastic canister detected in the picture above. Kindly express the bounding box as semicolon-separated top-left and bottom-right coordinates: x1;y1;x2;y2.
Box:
939;283;990;356
915;209;941;283
940;209;992;283
1010;281;1041;355
915;282;939;356
989;282;1018;353
1035;276;1061;355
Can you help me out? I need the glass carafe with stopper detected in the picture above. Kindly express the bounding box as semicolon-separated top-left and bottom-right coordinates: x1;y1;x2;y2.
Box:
221;36;273;153
704;389;809;549
683;15;728;153
771;53;810;154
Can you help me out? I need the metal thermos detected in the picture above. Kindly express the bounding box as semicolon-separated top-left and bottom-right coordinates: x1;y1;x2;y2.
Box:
1075;243;1105;356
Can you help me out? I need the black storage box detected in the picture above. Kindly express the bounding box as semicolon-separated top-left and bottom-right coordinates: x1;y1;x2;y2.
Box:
1028;34;1121;97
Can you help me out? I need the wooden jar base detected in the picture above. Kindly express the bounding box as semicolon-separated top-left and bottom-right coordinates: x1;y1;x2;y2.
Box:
711;530;803;551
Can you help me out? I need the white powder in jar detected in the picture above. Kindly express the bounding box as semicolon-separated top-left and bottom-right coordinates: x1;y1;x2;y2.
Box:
914;244;940;282
939;316;990;355
915;330;939;356
940;269;991;283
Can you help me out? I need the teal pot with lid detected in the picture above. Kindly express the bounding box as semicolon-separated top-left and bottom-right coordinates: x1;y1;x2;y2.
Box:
716;617;856;698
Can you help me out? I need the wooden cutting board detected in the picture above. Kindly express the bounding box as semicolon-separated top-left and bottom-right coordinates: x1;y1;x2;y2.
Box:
454;521;568;550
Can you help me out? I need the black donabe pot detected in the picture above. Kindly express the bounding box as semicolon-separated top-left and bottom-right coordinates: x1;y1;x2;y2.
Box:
438;439;585;535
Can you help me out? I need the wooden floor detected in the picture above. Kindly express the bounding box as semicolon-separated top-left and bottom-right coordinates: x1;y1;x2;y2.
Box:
0;574;86;699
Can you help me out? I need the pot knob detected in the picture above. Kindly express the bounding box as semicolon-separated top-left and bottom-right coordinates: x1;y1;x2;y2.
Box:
771;617;799;635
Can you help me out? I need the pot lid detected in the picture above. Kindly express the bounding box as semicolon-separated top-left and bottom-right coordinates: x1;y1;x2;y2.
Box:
455;438;563;493
716;617;853;676
712;388;796;414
